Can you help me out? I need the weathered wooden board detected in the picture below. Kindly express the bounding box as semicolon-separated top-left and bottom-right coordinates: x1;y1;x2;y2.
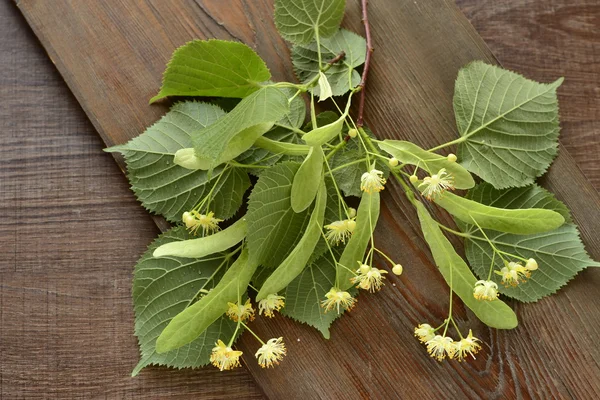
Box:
14;0;600;398
458;0;600;191
0;1;262;398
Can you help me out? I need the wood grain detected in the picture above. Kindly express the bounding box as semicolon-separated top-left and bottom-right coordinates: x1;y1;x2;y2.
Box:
457;0;600;190
10;0;600;398
0;1;263;398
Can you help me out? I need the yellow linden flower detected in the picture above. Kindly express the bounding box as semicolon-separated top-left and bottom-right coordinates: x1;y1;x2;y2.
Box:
226;298;255;322
182;210;223;235
255;337;287;368
360;169;386;193
453;330;481;362
350;264;388;293
418;168;455;200
425;335;456;361
473;280;499;301
210;340;243;371
324;219;356;245
495;261;531;287
321;288;356;313
258;294;285;318
414;323;435;343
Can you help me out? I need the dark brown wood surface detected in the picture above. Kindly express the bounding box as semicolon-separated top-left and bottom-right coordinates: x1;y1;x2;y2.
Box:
0;1;262;398
3;0;599;398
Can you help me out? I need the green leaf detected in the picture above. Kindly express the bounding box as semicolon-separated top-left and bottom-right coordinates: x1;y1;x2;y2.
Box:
337;192;380;290
106;102;249;222
246;162;313;268
192;87;289;167
291;146;324;212
415;202;518;329
283;250;350;339
463;183;598;302
274;0;346;45
278;88;307;129
433;192;564;235
377;140;474;190
292;29;364;97
132;227;238;375
252;135;310;157
150;40;271;102
454;61;562;189
153;218;247;259
257;180;327;300
156;247;259;353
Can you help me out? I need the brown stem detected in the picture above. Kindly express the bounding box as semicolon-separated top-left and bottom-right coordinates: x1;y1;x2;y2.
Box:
327;51;346;65
356;0;373;128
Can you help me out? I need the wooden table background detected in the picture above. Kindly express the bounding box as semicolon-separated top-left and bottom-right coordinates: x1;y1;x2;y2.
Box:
1;0;598;398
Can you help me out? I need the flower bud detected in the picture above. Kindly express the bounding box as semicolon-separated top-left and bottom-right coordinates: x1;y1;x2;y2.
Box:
359;264;371;274
447;153;457;163
347;208;357;218
525;258;538;271
348;128;358;138
388;157;399;167
409;175;418;184
392;264;403;275
347;220;357;232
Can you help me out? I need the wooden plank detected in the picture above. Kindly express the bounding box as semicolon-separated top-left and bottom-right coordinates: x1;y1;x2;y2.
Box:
15;0;600;398
0;1;263;398
457;0;600;190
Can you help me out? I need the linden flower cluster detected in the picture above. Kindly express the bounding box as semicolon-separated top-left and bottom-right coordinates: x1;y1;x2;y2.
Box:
324;219;357;245
414;324;481;362
351;263;388;293
319;166;405;314
182;210;222;235
211;299;287;370
418;168;455;200
495;259;538;287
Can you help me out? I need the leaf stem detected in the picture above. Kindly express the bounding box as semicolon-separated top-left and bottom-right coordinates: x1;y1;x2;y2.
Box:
240;321;265;345
356;0;374;128
427;136;466;152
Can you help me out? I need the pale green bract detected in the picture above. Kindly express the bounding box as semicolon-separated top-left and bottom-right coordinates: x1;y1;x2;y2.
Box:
337;192;380;290
291;146;324;212
454;61;562;189
132;227;239;376
416;202;518;329
274;0;346;44
150;40;271;102
192;87;290;167
257;179;327;300
153;218;247;259
105;101;249;222
156;247;258;353
462;183;599;302
378;140;474;190
434;191;565;235
174;122;274;170
246;162;316;268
